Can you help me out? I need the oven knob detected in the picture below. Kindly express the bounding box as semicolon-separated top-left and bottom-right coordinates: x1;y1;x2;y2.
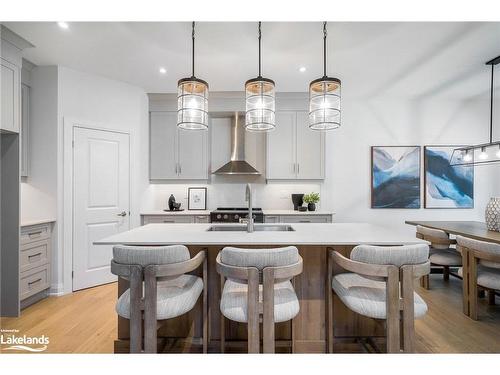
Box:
234;214;239;220
223;214;228;220
216;214;222;220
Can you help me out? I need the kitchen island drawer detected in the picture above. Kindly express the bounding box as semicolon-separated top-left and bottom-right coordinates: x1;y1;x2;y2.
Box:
21;223;51;245
20;264;50;301
20;239;50;273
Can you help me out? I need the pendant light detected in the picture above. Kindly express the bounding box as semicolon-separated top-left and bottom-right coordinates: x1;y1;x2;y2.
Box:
245;22;276;132
177;22;209;130
309;22;341;130
450;55;500;166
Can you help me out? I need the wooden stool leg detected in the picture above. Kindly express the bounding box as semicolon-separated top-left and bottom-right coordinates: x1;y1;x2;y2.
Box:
488;290;496;305
220;275;225;353
263;269;275;354
247;269;260;353
202;256;208;353
420;274;429;290
443;266;450;281
327;252;334;353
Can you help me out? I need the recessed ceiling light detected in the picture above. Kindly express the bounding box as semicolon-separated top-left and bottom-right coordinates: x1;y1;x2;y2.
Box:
159;67;167;74
299;67;306;73
57;22;69;29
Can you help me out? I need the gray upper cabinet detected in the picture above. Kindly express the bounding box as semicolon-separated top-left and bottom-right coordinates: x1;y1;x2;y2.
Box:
1;58;20;133
295;111;324;179
266;111;296;179
266;111;324;180
150;111;208;180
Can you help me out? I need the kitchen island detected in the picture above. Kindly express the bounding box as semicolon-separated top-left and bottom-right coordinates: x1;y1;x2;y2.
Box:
96;223;426;353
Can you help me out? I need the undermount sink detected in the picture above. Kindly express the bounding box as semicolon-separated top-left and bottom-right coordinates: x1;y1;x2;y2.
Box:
206;225;295;232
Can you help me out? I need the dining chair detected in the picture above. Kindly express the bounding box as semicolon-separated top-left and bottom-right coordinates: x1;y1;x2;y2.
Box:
327;244;430;353
456;236;500;320
416;225;460;288
216;246;303;353
111;245;207;353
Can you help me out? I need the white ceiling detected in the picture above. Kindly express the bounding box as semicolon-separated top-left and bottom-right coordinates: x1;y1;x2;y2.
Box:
4;22;500;98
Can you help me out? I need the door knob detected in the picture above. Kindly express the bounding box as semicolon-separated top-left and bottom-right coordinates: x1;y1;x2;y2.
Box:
117;211;127;217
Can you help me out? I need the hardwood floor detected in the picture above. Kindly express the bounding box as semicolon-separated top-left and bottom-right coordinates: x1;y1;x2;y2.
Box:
1;275;499;353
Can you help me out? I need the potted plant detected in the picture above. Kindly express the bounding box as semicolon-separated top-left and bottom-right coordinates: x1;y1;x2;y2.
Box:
303;192;320;211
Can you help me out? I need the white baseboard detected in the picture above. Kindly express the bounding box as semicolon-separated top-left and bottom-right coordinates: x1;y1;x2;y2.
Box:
49;283;66;296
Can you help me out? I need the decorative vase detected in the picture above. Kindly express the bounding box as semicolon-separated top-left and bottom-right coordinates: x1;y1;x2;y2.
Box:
485;197;500;232
307;203;316;212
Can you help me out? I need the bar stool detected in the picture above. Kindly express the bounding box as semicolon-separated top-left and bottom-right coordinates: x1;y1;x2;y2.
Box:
327;244;430;353
416;225;461;288
111;245;207;353
216;246;303;353
456;236;500;320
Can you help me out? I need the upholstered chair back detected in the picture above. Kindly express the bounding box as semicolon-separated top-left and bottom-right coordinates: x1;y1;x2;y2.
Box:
113;245;191;280
456;236;500;269
220;246;299;269
220;246;299;282
350;244;429;281
416;225;450;250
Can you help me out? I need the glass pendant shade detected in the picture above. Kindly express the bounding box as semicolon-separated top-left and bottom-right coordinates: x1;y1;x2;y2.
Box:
309;77;341;130
177;77;209;130
245;77;276;131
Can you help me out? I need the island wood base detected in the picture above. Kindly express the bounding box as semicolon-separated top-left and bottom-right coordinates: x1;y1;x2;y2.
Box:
115;245;386;353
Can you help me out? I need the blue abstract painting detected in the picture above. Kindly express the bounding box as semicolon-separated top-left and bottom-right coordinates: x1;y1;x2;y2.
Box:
371;146;421;208
424;146;473;208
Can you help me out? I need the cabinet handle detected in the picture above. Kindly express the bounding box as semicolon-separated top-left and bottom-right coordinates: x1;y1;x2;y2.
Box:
297;163;300;175
293;163;296;174
179;164;182;175
28;252;43;259
163;220;175;223
28;278;42;286
175;164;178;174
299;220;311;223
28;231;43;237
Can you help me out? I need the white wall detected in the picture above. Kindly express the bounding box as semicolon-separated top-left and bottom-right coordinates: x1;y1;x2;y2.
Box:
21;66;148;294
324;90;500;235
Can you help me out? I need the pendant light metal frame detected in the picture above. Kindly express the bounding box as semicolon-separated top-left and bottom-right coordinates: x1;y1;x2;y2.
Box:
245;22;276;132
308;22;342;131
177;21;209;131
450;55;500;166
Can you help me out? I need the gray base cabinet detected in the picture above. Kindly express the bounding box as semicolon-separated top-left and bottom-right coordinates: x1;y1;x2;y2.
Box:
20;223;52;308
141;214;210;225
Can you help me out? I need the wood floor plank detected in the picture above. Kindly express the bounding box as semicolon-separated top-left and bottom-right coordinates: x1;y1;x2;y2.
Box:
1;275;499;353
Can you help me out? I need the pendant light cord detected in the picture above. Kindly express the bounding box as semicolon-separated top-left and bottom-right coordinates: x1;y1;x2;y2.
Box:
258;21;262;77
192;21;195;77
490;63;494;143
323;21;327;77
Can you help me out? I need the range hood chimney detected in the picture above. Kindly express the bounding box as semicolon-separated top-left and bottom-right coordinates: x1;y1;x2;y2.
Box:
213;113;260;175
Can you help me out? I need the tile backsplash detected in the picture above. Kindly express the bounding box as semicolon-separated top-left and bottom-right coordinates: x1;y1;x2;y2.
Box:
142;182;323;211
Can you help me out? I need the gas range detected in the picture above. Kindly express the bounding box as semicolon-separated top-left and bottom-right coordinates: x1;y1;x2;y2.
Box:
210;207;264;223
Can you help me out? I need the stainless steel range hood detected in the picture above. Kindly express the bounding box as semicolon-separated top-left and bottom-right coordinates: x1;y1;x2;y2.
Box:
213;113;260;175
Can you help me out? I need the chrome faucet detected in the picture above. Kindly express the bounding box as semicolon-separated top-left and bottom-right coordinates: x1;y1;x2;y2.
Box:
245;183;254;233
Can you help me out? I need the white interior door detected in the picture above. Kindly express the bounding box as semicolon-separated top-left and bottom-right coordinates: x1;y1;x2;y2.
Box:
73;126;130;291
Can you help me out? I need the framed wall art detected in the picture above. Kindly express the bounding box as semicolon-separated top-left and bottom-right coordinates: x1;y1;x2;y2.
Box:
424;146;474;208
371;146;421;208
188;187;207;210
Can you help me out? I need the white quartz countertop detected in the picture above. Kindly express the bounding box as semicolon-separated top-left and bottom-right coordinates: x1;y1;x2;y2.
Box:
21;218;56;227
262;210;334;216
141;210;211;216
95;223;425;246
